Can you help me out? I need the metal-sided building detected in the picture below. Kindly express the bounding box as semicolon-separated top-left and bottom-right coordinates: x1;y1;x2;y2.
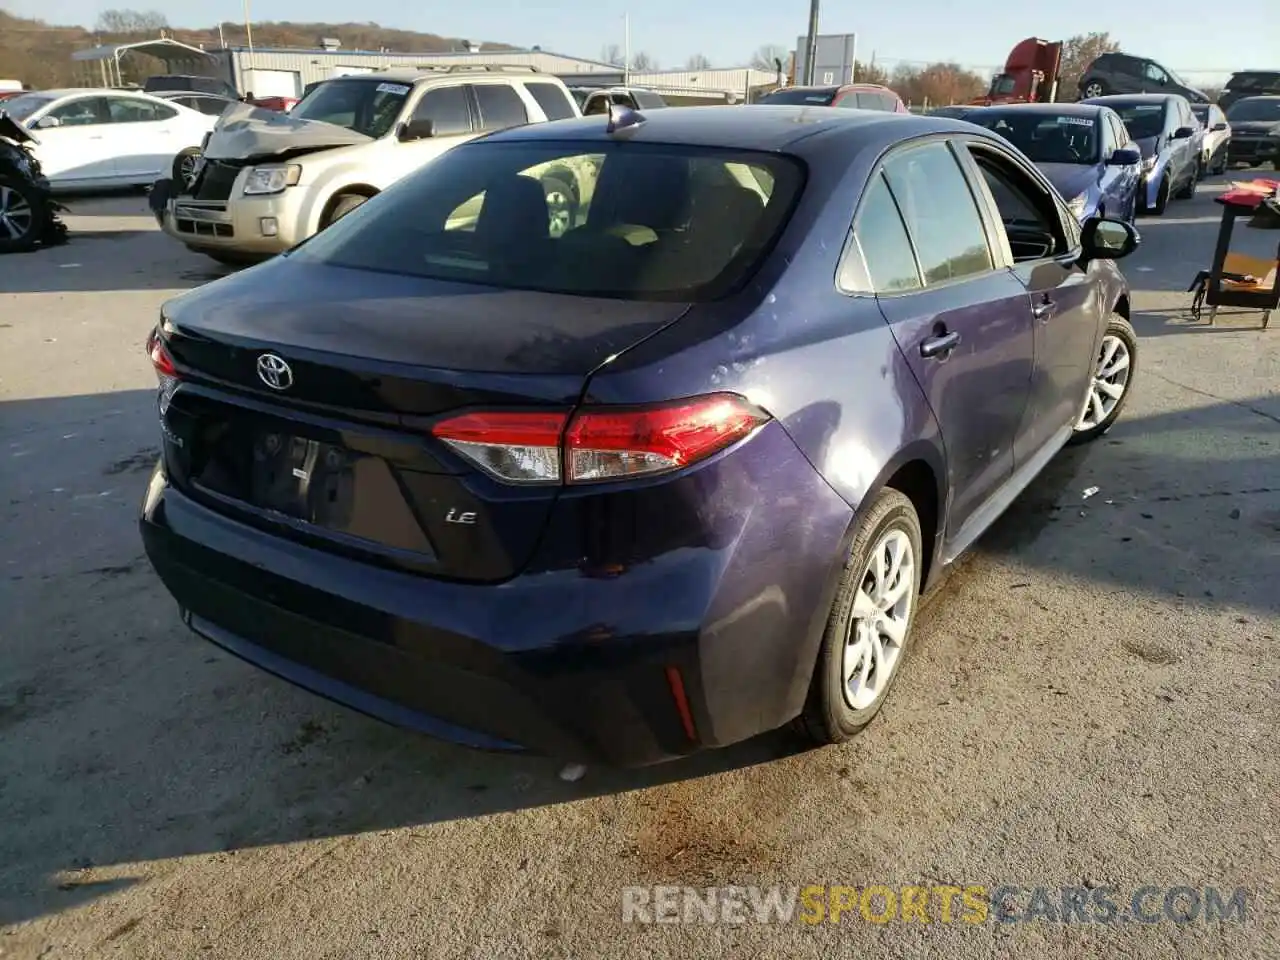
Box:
210;46;621;99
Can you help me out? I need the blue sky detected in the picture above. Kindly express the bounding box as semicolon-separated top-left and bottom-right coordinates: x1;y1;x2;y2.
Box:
10;0;1274;82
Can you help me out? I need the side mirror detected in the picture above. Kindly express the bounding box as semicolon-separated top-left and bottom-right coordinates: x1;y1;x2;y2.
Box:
1172;126;1194;140
1109;147;1142;166
34;115;61;129
1080;216;1140;262
397;117;434;142
1212;121;1228;132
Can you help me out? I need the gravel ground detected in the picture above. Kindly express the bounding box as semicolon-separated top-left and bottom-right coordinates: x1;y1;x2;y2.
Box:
1;176;1277;960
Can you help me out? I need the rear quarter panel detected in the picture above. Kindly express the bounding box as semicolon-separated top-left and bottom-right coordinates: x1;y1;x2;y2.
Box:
585;126;947;550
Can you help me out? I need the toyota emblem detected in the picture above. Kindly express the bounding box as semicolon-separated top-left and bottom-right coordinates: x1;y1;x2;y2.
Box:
256;353;294;391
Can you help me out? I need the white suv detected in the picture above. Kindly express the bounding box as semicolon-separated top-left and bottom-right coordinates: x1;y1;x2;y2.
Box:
163;66;581;263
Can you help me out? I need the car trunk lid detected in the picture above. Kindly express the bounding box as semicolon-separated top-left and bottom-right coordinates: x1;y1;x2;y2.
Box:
155;258;690;581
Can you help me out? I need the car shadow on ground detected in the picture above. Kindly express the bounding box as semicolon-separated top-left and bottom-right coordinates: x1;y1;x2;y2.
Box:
0;388;1276;928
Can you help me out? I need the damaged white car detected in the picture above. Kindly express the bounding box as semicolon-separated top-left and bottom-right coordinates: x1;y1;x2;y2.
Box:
161;67;583;265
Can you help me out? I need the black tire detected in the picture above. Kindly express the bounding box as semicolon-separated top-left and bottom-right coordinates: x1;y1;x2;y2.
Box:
1082;79;1107;98
0;175;42;254
323;192;369;227
1150;176;1170;215
1068;314;1138;446
172;147;202;188
797;488;924;745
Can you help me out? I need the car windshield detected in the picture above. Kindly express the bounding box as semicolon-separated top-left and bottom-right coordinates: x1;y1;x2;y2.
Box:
293;141;804;302
289;79;409;138
1111;103;1166;139
756;88;836;106
971;112;1100;164
2;94;55;123
1226;98;1280;122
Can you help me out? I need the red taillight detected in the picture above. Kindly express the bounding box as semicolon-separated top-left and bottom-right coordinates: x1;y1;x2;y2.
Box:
430;393;768;485
145;328;177;379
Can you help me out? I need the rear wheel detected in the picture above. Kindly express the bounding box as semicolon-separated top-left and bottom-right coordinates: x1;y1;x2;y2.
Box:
1082;80;1107;98
0;176;40;254
1069;315;1137;445
797;489;923;745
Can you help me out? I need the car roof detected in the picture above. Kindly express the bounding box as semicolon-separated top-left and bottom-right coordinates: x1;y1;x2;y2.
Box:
1234;94;1280;101
1085;94;1178;105
480;104;967;153
26;87;158;100
972;102;1106;116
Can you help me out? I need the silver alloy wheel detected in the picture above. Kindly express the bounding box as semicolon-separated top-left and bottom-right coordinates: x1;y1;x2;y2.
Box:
179;153;200;186
0;185;35;242
1084;82;1104;98
843;527;915;710
1076;334;1132;431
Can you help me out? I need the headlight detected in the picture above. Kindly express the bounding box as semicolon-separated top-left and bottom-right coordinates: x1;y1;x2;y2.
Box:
242;164;301;195
1067;194;1088;219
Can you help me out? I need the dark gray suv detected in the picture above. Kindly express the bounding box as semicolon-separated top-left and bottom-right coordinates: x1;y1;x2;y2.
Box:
1078;53;1208;104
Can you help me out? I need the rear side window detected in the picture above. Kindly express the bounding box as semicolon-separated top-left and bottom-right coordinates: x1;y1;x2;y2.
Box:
294;142;805;302
855;92;890;111
524;82;576;120
411;85;472;136
846;173;921;293
882;143;993;285
632;91;666;109
473;84;529;131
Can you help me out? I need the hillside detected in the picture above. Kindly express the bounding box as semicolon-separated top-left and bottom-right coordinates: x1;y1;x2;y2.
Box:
0;9;514;88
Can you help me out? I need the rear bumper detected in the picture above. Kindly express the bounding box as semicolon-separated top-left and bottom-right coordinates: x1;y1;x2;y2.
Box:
139;425;852;766
1227;138;1279;164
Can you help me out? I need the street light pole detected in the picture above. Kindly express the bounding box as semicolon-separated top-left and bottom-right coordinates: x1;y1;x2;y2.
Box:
802;0;820;85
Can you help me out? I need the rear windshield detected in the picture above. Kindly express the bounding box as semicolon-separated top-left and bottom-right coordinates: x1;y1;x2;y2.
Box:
1228;72;1280;89
971;112;1100;164
1226;98;1280;122
289;79;409;138
293;140;805;301
756;88;837;106
1110;103;1166;139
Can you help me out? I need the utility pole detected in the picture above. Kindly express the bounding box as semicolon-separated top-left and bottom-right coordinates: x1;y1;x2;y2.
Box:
802;0;820;85
623;13;631;85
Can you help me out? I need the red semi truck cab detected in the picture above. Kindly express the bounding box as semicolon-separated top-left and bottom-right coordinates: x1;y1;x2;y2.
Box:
973;37;1064;105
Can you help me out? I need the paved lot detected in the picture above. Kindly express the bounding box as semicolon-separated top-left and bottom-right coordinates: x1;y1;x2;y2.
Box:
1;178;1277;959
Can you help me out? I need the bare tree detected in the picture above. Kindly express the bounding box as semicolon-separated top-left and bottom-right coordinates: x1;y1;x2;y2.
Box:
854;60;889;86
630;50;657;72
600;43;624;67
1057;32;1120;96
95;8;170;35
749;44;789;72
686;53;711;70
890;62;987;107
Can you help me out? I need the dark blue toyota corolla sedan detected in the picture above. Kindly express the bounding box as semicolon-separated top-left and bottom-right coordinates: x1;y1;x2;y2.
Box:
141;105;1141;766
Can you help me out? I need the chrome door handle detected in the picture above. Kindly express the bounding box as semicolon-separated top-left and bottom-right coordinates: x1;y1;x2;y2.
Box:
920;331;961;359
1033;300;1056;321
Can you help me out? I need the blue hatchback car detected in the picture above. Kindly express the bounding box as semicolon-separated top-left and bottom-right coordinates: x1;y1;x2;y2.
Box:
1083;93;1202;215
965;102;1143;222
141;105;1141;766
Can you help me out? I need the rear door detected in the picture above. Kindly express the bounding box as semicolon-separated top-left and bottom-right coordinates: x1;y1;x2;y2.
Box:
851;139;1035;538
1113;57;1143;94
103;95;182;180
960;140;1098;459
